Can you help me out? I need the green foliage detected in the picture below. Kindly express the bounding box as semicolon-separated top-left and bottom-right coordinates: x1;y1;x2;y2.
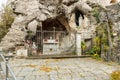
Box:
88;36;101;55
96;23;110;52
101;36;108;44
92;46;100;54
91;5;113;60
92;53;101;60
111;70;120;80
96;23;107;36
85;37;101;59
0;5;14;41
88;22;112;60
118;36;120;41
81;41;87;53
86;46;100;55
103;45;109;51
92;7;101;23
85;36;100;55
93;36;100;47
86;23;108;55
0;5;14;27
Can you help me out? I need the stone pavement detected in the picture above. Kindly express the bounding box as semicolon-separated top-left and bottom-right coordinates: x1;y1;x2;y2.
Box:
1;58;120;80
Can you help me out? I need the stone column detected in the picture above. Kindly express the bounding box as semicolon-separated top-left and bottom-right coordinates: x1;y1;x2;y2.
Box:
76;31;82;56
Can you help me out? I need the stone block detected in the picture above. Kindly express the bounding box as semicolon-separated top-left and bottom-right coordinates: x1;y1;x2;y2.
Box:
16;49;28;57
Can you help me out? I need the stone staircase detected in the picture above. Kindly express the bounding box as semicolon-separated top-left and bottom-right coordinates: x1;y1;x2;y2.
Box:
27;54;91;59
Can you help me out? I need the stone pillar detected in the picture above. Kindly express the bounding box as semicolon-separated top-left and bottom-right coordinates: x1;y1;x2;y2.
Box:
76;31;82;56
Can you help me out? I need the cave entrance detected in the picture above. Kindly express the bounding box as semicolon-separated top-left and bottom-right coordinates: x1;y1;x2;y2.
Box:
35;18;68;55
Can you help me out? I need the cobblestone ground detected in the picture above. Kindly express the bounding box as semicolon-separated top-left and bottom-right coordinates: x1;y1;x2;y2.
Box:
1;58;120;80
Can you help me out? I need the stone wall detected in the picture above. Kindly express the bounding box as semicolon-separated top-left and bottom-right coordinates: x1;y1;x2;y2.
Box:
107;3;120;63
0;0;120;62
100;2;120;63
0;0;92;51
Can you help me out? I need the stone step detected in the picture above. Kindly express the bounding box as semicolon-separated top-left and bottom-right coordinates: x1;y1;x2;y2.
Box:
26;54;91;59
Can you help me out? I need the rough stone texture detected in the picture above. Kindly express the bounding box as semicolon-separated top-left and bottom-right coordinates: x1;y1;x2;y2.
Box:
1;0;120;62
87;0;111;7
100;2;120;63
0;0;116;50
0;0;92;50
28;20;38;35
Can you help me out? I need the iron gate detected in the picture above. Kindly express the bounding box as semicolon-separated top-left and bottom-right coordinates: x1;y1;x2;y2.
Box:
35;31;69;55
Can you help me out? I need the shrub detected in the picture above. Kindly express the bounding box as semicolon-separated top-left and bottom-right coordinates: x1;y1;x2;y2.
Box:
0;4;14;41
92;7;100;23
81;41;87;53
92;53;101;60
111;70;120;80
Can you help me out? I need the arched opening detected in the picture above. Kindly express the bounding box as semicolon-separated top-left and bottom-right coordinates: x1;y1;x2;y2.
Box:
75;9;84;26
42;18;67;31
35;17;69;55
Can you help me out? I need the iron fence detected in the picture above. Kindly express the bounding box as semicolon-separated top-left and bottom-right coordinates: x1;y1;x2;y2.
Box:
0;51;17;80
36;31;70;55
27;30;76;56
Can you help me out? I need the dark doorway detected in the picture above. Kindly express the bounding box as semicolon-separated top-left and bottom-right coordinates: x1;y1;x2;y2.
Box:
35;18;68;55
75;10;84;26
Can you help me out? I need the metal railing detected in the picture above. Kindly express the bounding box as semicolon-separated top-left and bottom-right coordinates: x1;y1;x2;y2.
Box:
0;51;17;80
36;31;69;54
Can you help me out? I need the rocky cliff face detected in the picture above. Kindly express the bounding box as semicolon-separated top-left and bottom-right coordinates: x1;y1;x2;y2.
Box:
0;0;92;50
0;0;120;63
100;2;120;63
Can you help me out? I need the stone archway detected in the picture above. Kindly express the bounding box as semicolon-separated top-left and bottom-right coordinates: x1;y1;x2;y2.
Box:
0;0;92;53
34;17;71;55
